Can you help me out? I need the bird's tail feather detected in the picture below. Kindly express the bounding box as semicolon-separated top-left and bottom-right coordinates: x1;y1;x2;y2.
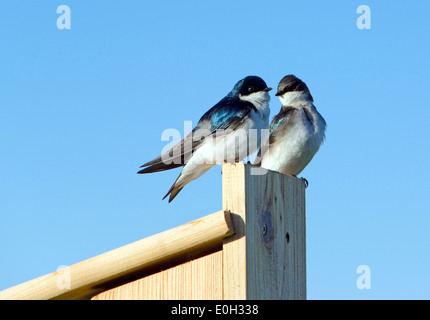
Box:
138;161;183;174
138;131;197;174
162;184;184;203
162;164;213;202
162;175;184;203
138;154;185;174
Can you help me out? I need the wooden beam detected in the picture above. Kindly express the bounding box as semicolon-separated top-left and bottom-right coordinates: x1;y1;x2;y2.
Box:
0;210;234;300
91;250;223;300
222;163;306;299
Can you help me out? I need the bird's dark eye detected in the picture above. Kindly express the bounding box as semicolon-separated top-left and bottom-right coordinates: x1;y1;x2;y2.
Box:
247;86;255;92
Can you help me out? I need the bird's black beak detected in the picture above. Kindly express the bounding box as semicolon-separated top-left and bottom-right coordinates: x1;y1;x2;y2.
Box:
263;87;272;92
275;91;281;96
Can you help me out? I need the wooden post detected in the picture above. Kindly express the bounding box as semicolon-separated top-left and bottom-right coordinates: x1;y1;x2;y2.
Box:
222;163;306;300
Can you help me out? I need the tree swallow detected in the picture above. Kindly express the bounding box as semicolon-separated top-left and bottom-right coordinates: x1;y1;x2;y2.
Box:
138;76;272;202
255;75;326;179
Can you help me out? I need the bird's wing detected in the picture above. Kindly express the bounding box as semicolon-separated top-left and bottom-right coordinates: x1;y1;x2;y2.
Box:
255;106;297;162
201;98;257;133
138;99;256;174
137;130;197;174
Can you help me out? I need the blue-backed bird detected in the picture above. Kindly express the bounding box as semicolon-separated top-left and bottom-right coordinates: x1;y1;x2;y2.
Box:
138;76;272;202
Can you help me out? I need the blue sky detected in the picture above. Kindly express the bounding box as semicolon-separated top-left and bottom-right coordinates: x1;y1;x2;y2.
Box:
1;1;429;299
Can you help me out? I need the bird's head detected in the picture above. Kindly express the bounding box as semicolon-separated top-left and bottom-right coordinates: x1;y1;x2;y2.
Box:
275;74;313;104
228;76;272;103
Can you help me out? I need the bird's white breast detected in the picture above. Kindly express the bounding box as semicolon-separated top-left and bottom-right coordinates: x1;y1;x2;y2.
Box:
194;93;270;166
261;103;325;176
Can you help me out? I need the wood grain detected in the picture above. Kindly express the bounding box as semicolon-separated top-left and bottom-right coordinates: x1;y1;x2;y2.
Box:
222;163;306;300
92;250;223;300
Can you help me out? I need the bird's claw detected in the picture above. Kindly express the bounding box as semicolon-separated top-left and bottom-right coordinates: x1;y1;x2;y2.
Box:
300;177;309;188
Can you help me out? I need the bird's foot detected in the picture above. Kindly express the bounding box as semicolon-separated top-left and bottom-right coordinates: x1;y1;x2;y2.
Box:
300;177;309;188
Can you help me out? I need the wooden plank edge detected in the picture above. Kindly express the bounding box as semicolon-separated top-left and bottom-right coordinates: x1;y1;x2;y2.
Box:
0;210;235;300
